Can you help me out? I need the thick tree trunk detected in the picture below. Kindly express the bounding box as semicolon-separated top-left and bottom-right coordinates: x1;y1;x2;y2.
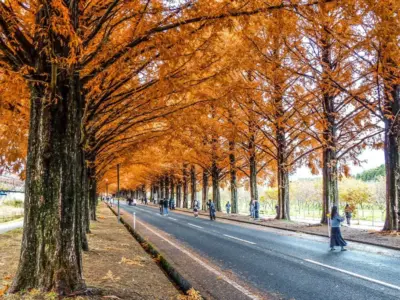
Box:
320;39;338;224
81;161;89;252
150;184;154;201
275;95;290;220
160;178;165;200
211;161;221;211
202;169;209;211
277;166;290;220
170;177;175;202
321;147;338;224
190;165;197;208
229;141;238;213
165;176;169;200
249;150;258;201
183;164;189;208
142;184;147;201
177;182;182;208
383;83;400;231
87;162;97;221
11;76;85;294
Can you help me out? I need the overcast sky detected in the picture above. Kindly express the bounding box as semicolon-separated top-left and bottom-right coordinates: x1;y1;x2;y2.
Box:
292;149;385;180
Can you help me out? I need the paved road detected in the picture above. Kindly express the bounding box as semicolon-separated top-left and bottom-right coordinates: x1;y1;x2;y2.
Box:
0;219;23;234
120;203;400;300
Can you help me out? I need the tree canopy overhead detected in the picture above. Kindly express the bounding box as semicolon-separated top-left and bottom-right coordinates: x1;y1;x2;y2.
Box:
1;0;399;296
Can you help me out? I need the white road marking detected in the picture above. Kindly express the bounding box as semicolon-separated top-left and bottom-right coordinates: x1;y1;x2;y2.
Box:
188;223;203;229
223;234;256;245
136;220;259;300
168;217;178;221
304;259;400;291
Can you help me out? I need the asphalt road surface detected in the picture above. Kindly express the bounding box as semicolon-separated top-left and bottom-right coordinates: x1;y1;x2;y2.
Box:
120;203;400;300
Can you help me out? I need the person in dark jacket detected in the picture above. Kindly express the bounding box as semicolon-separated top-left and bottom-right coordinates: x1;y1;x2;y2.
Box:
163;198;169;216
254;200;260;220
207;199;216;221
225;201;231;214
159;199;164;215
330;205;347;251
344;204;352;226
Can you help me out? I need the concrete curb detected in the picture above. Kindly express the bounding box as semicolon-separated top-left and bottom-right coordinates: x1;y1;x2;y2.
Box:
171;207;400;252
105;203;198;297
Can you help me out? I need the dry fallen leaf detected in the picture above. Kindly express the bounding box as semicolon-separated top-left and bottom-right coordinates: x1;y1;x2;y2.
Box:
102;270;121;282
0;285;9;296
119;256;144;267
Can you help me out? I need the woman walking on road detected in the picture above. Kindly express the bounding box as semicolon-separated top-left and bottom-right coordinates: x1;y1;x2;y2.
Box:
330;205;347;251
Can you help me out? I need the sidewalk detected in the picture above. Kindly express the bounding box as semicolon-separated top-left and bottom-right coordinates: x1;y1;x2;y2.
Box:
0;218;23;234
145;203;400;251
0;204;182;299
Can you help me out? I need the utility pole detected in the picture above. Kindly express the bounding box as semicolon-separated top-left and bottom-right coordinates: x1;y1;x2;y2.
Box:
117;164;120;223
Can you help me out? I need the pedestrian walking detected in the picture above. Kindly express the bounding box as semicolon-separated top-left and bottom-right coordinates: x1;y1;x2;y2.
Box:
133;199;137;206
207;199;216;221
254;199;260;220
250;200;255;218
193;205;199;218
225;201;231;214
330;205;347;251
169;197;175;210
344;204;352;226
163;198;169;216
275;205;280;219
159;199;164;215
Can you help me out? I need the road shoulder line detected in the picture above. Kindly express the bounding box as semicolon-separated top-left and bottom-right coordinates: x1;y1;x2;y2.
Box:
304;259;400;291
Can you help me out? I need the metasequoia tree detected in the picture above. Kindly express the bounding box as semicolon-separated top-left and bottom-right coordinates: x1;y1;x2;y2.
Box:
235;10;317;220
1;0;314;293
291;1;382;223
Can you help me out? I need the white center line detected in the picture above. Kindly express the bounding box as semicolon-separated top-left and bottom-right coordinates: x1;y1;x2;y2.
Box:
136;220;259;299
188;223;203;229
304;259;400;291
223;234;256;245
168;217;177;221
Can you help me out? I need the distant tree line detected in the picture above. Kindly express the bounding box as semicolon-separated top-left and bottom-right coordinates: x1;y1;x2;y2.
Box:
356;165;385;182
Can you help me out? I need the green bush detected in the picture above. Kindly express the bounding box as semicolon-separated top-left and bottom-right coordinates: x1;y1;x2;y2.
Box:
3;199;24;207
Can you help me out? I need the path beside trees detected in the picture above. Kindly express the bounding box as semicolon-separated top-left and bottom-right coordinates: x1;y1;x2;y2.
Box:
0;204;181;299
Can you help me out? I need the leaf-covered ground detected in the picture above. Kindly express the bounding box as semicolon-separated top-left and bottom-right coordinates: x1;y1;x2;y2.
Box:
0;204;183;299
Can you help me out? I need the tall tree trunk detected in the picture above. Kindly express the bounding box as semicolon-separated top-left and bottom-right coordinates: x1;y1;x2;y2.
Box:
202;169;209;211
383;81;400;231
183;164;189;208
142;184;147;201
275;94;290;220
81;160;89;251
190;165;197;208
320;37;338;224
229;141;238;213
89;173;97;221
211;160;221;211
11;76;85;294
249;147;258;201
165;176;169;200
160;178;165;200
177;182;182;208
170;176;175;202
